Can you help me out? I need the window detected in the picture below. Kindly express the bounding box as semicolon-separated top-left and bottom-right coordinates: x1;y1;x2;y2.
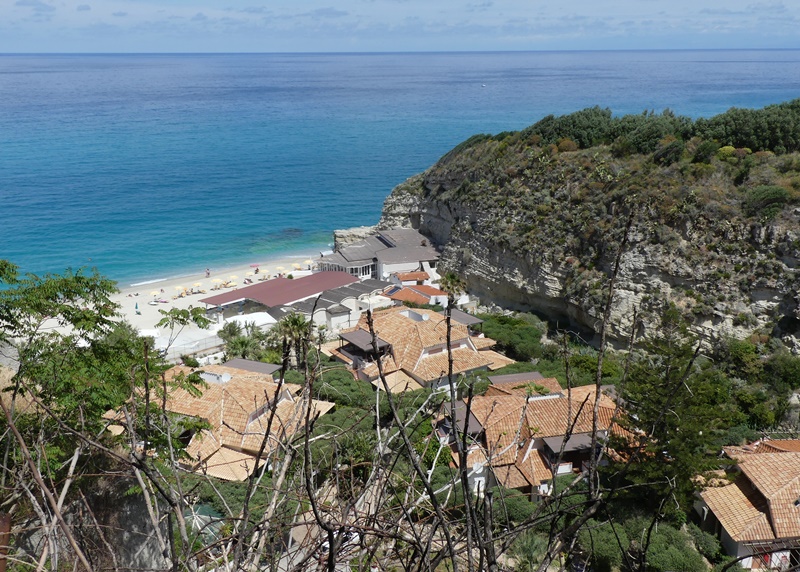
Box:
758;551;771;568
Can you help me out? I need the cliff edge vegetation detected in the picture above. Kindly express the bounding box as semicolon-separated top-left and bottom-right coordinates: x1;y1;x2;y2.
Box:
379;99;800;348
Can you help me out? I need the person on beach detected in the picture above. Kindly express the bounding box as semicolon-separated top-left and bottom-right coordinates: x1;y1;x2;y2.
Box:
205;268;210;278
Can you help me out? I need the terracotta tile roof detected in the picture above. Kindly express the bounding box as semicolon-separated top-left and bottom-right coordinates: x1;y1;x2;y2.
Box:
492;464;532;490
409;285;446;297
724;439;800;460
450;446;489;472
471;337;497;350
371;370;424;393
412;347;495;383
454;392;613;490
481;350;517;370
566;385;617;410
382;288;429;305
185;429;222;463
352;307;497;384
487;376;562;397
755;440;800;453
157;365;333;480
702;474;773;542
702;452;800;542
198;446;257;482
394;271;430;281
517;449;554;486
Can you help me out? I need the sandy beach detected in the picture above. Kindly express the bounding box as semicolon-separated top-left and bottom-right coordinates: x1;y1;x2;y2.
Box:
110;253;321;356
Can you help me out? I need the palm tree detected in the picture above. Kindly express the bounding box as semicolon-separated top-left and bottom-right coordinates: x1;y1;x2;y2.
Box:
274;312;310;370
226;335;260;360
218;320;243;343
439;271;466;310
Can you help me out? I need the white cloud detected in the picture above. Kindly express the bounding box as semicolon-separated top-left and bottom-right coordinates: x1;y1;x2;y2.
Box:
1;0;799;52
15;0;55;12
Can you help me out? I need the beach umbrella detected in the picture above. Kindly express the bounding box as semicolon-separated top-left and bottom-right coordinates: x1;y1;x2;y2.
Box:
151;291;159;297
276;266;285;272
245;272;253;276
193;282;202;287
292;263;302;270
229;275;238;281
135;302;139;311
175;286;185;291
249;263;262;268
212;278;223;283
304;259;313;265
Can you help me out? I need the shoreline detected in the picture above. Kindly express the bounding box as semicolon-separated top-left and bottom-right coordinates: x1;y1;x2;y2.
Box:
111;250;326;352
115;243;331;290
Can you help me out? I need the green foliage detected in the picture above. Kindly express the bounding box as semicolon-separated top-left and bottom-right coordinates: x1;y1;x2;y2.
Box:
743;184;790;219
156;305;212;331
695;99;800;152
641;521;706;572
763;350;800;393
509;530;549;572
692;140;720;164
494;487;538;526
579;517;707;572
577;521;627;572
314;367;373;406
720;338;763;382
612;307;745;514
653;138;685;165
282;369;304;384
478;313;544;361
723;424;760;446
218;320;243;342
686;522;722;563
522;106;614;149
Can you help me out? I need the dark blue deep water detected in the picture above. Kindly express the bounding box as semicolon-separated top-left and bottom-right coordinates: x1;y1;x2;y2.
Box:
2;51;799;286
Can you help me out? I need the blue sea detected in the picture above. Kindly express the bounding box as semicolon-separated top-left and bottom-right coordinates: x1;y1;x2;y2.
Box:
2;50;800;286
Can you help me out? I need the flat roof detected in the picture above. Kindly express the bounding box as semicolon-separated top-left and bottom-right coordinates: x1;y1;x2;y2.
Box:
440;308;484;326
340;329;390;352
200;272;358;308
542;433;594;453
222;359;281;376
377;245;439;264
488;371;544;384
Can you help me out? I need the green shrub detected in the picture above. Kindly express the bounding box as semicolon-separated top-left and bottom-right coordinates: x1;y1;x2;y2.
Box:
654;139;685;165
743;185;790;219
558;138;579;152
717;145;736;160
314;367;372;406
693;140;720;164
577;521;627;572
494;488;537;526
686;523;722;562
763;350;800;393
510;530;549;572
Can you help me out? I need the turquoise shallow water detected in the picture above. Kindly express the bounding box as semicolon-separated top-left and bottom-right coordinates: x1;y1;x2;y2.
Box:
2;51;800;285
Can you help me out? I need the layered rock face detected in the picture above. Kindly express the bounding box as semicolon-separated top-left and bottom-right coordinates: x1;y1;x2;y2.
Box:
374;148;800;349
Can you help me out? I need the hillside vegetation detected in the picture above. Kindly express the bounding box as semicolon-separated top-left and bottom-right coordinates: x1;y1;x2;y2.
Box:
380;99;800;349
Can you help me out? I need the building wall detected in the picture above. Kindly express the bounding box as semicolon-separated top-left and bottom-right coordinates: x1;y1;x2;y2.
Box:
379;261;425;278
328;312;351;333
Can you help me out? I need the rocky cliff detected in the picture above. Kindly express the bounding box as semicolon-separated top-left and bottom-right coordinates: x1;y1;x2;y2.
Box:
375;133;800;349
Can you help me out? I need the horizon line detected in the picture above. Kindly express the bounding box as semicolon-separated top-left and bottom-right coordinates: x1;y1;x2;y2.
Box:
2;47;800;56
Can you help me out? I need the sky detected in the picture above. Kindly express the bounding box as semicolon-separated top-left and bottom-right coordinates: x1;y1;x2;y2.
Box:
2;0;799;53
